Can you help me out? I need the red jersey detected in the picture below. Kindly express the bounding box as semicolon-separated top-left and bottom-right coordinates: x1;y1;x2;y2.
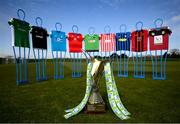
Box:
68;32;83;53
149;27;172;50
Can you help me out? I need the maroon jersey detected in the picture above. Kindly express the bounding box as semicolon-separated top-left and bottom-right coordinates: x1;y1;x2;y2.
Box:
149;27;172;50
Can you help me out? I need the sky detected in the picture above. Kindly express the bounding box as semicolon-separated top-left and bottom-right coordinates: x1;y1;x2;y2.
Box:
0;0;180;58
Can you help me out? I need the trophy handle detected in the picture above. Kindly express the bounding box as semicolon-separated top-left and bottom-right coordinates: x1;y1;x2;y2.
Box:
82;49;93;61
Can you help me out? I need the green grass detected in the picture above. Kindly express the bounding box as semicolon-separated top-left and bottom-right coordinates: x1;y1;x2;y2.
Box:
0;60;180;123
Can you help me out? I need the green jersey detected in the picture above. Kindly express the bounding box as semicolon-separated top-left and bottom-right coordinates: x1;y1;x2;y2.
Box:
84;34;99;52
8;18;30;48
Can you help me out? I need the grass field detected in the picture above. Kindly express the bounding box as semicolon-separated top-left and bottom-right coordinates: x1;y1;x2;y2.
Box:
0;60;180;123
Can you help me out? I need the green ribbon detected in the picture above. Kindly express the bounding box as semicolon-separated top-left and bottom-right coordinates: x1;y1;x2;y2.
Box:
64;62;130;120
64;63;93;119
105;63;130;120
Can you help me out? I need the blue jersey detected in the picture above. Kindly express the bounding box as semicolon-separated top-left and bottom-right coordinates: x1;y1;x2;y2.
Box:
50;31;66;51
116;32;131;51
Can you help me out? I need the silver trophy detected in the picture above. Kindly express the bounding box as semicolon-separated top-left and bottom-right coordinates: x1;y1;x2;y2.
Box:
82;50;107;113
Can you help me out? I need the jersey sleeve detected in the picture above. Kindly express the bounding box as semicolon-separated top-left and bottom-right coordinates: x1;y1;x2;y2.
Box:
84;35;87;42
27;24;31;31
30;26;33;34
50;32;53;38
8;18;14;26
46;30;49;37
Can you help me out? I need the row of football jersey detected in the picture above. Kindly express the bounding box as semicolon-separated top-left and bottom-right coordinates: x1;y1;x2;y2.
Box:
9;18;172;53
52;27;172;52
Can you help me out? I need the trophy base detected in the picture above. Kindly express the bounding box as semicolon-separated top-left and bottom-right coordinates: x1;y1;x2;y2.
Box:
85;103;106;114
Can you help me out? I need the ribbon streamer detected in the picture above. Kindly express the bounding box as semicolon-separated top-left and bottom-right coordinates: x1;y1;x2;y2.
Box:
64;62;130;120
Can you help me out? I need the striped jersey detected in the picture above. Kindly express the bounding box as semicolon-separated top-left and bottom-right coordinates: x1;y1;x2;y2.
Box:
100;33;116;52
131;29;148;52
116;32;131;51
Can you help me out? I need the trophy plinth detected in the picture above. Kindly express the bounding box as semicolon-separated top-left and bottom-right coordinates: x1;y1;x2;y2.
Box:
85;84;106;113
85;103;106;113
86;90;105;113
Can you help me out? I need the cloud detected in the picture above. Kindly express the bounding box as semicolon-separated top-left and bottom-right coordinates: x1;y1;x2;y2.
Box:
98;0;126;9
164;14;180;26
171;15;180;23
164;15;180;49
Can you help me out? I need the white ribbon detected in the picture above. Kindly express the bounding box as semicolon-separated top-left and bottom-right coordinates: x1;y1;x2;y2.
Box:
64;63;93;119
105;63;130;120
64;62;130;120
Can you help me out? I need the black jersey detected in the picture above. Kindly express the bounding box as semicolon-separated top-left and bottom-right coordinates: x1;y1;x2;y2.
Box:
31;26;49;49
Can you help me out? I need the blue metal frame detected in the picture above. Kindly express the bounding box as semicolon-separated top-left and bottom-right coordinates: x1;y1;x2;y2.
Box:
132;51;147;78
149;18;168;80
51;22;66;79
132;21;147;79
150;50;168;80
117;50;130;78
85;28;97;64
33;48;47;81
116;24;130;78
12;9;30;85
101;52;104;61
70;25;82;78
52;51;66;79
13;46;30;85
32;17;48;82
71;53;82;78
109;51;114;71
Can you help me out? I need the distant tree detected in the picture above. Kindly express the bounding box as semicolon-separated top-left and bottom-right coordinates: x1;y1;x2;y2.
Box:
170;49;180;54
120;53;128;58
110;53;119;58
5;55;13;58
169;49;180;58
163;52;168;58
109;53;129;58
94;55;101;59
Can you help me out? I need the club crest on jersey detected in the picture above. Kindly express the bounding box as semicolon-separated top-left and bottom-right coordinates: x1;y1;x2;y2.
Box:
36;35;43;39
118;38;127;42
56;37;63;42
154;35;163;44
88;40;95;43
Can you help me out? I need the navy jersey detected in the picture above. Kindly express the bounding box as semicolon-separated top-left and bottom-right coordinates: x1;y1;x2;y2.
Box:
31;26;49;49
116;32;131;51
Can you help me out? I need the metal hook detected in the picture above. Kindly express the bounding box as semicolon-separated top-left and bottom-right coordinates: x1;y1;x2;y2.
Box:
136;21;143;31
36;17;43;27
154;18;163;28
104;25;111;34
72;25;78;33
120;24;127;33
88;27;95;35
17;9;25;20
55;22;62;31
